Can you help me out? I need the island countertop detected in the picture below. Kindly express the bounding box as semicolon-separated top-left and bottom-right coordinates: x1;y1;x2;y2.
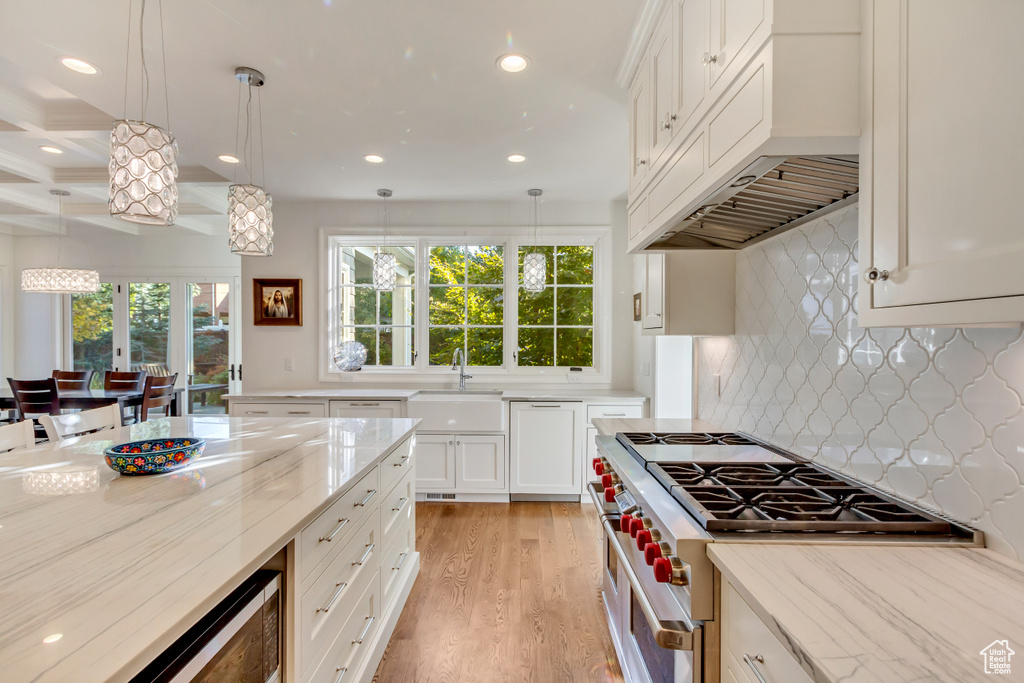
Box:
0;415;418;683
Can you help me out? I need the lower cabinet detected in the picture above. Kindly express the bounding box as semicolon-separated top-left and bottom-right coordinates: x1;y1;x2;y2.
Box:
415;434;456;490
509;401;583;496
722;580;813;683
329;400;404;418
416;433;506;493
229;402;327;418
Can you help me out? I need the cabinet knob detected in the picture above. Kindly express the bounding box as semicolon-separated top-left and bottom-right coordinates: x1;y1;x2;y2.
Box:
864;267;890;284
702;52;718;66
636;157;646;167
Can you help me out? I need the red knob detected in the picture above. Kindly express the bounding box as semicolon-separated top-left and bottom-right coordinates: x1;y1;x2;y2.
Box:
653;557;672;583
592;457;601;473
620;514;633;532
636;529;652;550
601;473;614;488
629;517;644;538
604;486;617;502
595;461;604;475
644;542;662;566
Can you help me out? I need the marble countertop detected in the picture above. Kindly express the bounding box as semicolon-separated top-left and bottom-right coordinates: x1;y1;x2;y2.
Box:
0;416;418;683
592;417;720;436
709;543;1024;682
229;387;647;403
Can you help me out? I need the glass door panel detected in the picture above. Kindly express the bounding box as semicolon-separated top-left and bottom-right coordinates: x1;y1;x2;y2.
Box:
186;282;232;414
129;282;172;375
71;283;114;388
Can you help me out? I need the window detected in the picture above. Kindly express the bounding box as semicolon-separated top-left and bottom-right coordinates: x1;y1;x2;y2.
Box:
329;245;415;366
428;245;504;366
71;283;114;388
517;245;594;367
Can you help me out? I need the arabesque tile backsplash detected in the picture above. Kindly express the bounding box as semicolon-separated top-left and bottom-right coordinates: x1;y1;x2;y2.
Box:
697;205;1024;560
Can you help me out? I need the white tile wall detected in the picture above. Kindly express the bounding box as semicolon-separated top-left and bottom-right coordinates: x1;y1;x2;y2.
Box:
697;205;1024;560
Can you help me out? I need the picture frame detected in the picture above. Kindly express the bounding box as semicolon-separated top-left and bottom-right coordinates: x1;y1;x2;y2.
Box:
253;278;303;326
633;292;642;321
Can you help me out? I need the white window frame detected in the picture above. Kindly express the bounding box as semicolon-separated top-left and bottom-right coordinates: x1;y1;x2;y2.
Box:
318;226;612;384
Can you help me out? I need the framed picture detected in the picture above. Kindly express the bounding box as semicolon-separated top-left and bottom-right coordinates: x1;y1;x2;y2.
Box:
633;292;642;321
253;278;302;326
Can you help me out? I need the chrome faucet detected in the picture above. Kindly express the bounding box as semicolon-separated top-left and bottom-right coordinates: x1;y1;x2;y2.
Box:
451;348;473;391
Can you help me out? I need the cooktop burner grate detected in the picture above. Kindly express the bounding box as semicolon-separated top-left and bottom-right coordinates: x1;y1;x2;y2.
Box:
617;432;760;447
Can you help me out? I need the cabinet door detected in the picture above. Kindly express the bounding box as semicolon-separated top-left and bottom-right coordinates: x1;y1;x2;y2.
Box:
649;13;676;163
415;434;455;490
642;253;665;330
674;0;708;130
863;0;1024;322
510;402;583;495
629;54;651;195
707;0;765;89
456;435;506;491
329;400;403;418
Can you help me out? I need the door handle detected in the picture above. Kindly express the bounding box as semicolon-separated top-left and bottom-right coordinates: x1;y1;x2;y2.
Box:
229;364;235;381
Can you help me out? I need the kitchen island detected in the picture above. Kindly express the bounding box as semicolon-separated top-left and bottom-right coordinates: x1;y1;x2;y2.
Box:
0;415;419;683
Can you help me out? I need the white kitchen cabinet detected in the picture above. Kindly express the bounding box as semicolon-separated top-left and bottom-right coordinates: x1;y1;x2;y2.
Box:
707;0;766;91
649;15;676;164
415;433;455;490
584;403;645;490
672;0;709;133
229;402;327;418
629;50;651;195
722;579;813;683
329;400;403;419
510;402;584;496
640;250;736;336
455;435;506;491
859;0;1024;326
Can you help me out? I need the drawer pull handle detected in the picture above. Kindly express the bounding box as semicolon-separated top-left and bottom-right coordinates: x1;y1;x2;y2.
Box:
287;410;311;415
333;667;348;683
603;412;626;417
530;404;561;408
245;410;268;415
353;615;375;645
350;402;380;407
393;454;410;467
392;497;409;513
319;517;351;543
743;654;769;683
393;551;408;571
316;581;349;614
354;489;377;507
353;542;375;566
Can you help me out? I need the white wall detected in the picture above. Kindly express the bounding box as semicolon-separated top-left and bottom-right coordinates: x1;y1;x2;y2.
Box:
0;233;14;380
241;199;636;391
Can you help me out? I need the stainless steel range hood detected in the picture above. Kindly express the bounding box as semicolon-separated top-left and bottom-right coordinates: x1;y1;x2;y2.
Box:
646;156;859;250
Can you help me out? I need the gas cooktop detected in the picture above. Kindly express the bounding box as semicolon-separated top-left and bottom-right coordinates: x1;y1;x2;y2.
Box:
615;432;792;465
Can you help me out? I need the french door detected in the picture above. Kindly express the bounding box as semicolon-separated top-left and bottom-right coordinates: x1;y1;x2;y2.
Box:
66;276;241;413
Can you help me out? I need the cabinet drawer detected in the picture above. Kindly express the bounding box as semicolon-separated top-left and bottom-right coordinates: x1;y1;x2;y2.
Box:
299;467;380;583
306;570;381;683
300;510;379;676
628;196;648;240
381;469;415;548
379;436;413;496
233;402;326;418
380;511;415;611
722;582;813;683
329;400;403;418
586;404;643;424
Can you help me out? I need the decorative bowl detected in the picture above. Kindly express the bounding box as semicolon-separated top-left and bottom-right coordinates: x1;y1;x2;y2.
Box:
104;438;206;475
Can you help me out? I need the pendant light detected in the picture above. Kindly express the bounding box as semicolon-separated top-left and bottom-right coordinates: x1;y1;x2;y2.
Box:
109;0;179;225
22;190;100;294
228;67;274;256
373;189;396;291
522;189;546;292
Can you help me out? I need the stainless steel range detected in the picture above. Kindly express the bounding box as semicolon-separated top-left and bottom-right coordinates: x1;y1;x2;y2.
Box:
589;431;982;683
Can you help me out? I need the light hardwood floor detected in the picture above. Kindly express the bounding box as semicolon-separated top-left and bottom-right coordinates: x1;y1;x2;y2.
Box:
372;502;624;683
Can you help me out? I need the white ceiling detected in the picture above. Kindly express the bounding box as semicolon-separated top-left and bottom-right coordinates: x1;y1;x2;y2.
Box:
0;0;642;236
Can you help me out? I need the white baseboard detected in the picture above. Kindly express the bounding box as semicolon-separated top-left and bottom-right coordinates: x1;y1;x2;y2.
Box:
415;492;510;503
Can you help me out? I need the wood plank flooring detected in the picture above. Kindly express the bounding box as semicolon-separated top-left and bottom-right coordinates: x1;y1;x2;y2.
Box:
372;502;624;683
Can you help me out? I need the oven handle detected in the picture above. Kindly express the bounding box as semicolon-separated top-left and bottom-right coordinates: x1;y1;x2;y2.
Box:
587;481;611;513
602;518;695;651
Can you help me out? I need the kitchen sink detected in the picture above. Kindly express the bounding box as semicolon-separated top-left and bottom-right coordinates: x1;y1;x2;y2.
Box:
407;390;505;432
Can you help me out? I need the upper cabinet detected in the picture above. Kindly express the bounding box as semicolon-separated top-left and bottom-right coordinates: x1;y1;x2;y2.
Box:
859;0;1024;326
625;0;861;253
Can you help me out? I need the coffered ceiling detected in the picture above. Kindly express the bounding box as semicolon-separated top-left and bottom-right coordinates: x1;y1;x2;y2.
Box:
0;0;641;236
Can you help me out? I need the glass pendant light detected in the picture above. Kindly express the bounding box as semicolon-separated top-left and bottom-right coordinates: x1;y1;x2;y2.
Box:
522;189;546;292
228;67;274;256
109;0;179;225
373;189;396;291
22;190;100;294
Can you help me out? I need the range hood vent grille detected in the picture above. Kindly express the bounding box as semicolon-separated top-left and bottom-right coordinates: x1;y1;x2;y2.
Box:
649;156;859;250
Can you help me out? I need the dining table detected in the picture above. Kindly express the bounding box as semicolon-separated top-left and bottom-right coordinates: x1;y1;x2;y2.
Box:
0;387;185;417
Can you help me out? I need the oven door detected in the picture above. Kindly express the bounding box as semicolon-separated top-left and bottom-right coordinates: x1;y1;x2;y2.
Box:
602;519;702;683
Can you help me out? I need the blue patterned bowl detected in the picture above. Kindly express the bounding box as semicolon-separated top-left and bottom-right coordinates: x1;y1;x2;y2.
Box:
104;438;206;475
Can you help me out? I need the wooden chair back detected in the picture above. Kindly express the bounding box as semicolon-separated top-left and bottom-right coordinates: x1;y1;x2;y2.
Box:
39;404;122;442
141;373;178;421
7;378;60;418
0;420;34;453
104;371;146;392
52;370;94;391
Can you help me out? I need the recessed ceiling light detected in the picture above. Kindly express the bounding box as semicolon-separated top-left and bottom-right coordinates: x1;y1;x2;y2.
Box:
218;154;240;164
498;54;529;73
43;634;63;644
40;145;63;154
363;154;384;164
60;57;99;75
507;154;526;163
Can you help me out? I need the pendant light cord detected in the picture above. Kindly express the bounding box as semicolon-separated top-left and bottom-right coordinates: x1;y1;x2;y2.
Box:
232;80;241;183
158;0;170;129
139;0;149;121
258;87;266;189
242;83;253;183
121;0;132;119
56;193;64;267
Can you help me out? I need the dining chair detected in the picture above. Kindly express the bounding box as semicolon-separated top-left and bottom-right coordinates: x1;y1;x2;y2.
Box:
39;404;122;442
6;378;60;441
104;370;147;423
141;373;178;422
0;420;35;453
52;369;94;391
